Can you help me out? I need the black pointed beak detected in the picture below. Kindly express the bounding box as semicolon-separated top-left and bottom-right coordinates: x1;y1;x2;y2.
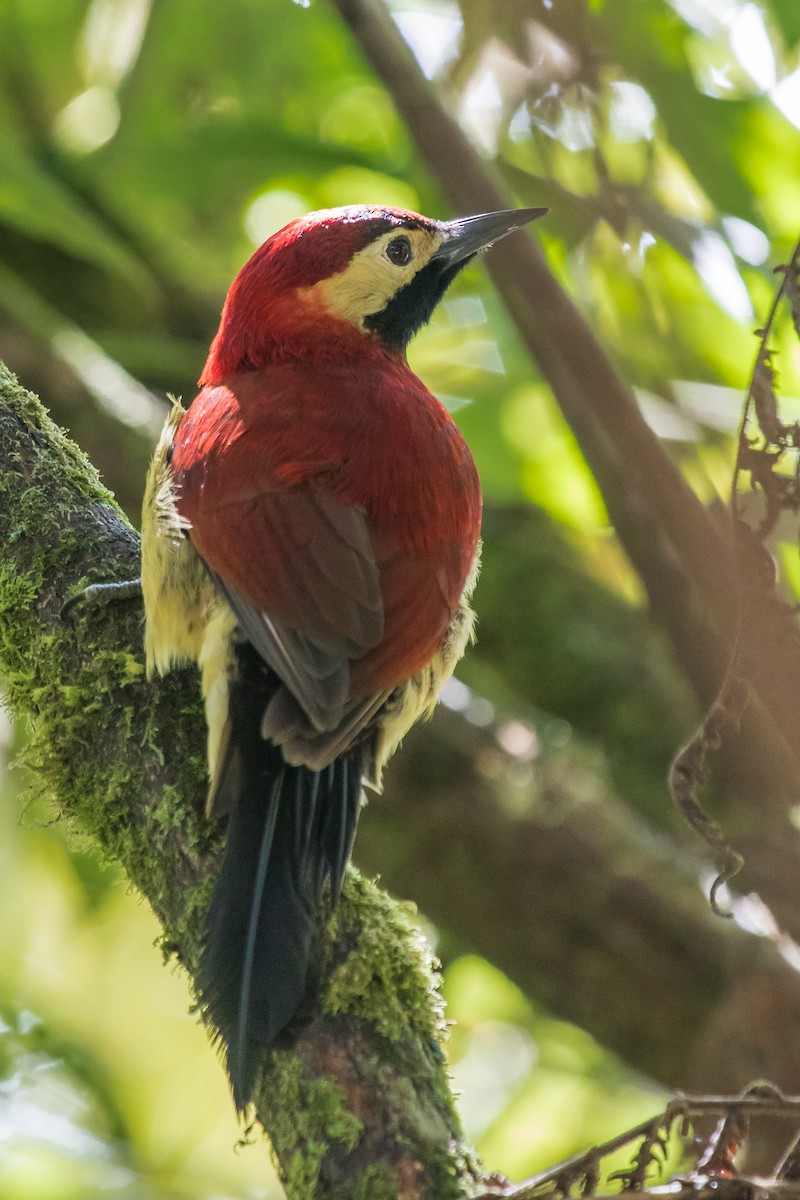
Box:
431;207;548;268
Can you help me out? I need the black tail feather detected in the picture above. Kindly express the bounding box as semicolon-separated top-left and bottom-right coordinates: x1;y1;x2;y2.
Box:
198;643;365;1111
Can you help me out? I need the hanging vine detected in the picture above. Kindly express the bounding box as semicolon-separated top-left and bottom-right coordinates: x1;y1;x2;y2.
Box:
669;238;800;908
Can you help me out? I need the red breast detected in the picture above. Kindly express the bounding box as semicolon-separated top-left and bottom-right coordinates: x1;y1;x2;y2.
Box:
171;361;481;696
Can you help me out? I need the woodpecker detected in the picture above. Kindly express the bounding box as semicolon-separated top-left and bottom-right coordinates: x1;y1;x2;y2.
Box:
137;203;546;1109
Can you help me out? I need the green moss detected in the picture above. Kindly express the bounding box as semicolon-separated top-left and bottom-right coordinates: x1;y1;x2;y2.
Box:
152;785;187;836
0;364;119;516
426;1144;485;1200
349;1162;397;1200
325;870;445;1047
264;1057;363;1200
0;572;38;619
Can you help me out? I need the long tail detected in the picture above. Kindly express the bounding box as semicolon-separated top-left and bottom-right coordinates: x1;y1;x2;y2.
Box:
197;641;364;1111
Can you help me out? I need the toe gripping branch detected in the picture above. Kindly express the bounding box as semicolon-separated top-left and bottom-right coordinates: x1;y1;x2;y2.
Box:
61;578;144;621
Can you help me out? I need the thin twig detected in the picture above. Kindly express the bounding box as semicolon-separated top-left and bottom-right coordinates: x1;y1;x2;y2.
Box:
477;1088;800;1200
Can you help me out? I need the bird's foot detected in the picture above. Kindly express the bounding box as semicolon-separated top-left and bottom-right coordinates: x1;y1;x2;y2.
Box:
61;577;143;620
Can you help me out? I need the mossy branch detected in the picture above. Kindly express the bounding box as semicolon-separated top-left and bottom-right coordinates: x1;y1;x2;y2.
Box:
0;361;482;1200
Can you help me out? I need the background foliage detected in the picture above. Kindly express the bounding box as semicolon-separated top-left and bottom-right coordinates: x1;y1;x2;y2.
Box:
2;0;800;1195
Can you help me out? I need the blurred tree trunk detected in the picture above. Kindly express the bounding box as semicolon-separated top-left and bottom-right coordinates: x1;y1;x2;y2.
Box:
331;0;800;960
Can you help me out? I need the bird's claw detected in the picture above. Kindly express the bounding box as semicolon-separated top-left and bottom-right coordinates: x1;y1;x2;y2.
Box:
61;578;143;621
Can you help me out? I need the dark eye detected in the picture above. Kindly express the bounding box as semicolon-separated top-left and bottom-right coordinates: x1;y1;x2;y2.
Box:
386;235;412;266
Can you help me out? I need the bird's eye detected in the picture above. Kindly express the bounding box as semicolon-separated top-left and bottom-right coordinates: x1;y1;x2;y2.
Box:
386;235;412;267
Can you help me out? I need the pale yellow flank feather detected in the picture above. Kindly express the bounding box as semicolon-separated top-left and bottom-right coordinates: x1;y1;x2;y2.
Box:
141;398;214;678
141;400;235;814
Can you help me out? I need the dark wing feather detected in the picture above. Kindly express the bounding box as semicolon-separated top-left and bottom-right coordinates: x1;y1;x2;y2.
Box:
260;685;391;770
214;573;350;729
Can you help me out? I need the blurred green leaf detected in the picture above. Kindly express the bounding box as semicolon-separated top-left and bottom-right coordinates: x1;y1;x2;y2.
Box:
771;0;800;48
0;137;155;295
106;118;395;199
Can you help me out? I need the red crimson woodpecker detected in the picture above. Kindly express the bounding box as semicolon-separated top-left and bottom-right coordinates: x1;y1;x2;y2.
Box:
135;203;546;1109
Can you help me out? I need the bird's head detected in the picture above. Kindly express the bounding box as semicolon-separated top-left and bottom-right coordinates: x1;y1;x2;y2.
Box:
200;204;547;384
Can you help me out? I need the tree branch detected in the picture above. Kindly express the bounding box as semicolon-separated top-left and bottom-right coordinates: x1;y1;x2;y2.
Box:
367;708;800;1095
469;509;800;949
327;0;800;789
0;361;482;1200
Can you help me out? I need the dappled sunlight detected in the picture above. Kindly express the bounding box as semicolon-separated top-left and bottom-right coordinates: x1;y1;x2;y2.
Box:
388;0;463;79
443;958;668;1182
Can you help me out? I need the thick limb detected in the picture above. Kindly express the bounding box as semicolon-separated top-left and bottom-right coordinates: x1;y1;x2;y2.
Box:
0;361;482;1198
